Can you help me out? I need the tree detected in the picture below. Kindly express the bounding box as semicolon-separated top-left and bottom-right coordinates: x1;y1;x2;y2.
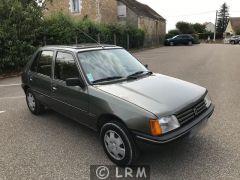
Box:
192;23;206;34
165;29;180;39
0;0;44;73
176;21;195;34
216;3;230;37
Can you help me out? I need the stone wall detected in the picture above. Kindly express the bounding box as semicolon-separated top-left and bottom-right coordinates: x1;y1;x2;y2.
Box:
117;1;138;27
45;0;117;24
138;16;166;46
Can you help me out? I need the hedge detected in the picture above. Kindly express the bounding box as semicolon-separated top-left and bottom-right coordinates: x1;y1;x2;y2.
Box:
0;12;145;74
42;13;145;48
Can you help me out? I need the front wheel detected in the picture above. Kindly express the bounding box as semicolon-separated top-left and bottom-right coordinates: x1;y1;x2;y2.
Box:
188;41;193;46
26;89;45;115
100;121;139;166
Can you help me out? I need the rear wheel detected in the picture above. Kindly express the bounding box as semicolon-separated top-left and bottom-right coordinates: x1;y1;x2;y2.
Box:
188;41;193;46
100;121;139;166
26;89;45;115
170;42;174;46
230;41;235;45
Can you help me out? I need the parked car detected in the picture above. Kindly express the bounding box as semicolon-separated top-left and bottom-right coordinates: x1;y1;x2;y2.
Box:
21;44;214;166
165;34;196;46
229;35;240;44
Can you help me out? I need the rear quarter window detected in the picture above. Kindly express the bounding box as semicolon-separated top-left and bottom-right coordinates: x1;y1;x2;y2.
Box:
30;50;54;77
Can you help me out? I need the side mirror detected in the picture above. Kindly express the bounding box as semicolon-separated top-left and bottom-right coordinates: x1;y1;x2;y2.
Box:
145;64;149;69
66;78;85;89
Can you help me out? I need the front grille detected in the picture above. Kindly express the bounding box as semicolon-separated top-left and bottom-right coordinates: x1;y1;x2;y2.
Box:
176;98;207;125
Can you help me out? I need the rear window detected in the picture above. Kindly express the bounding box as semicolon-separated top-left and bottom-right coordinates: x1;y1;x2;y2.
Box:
31;50;54;77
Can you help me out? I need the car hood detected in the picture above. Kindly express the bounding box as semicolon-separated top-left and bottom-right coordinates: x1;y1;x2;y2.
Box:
166;38;174;41
95;74;206;117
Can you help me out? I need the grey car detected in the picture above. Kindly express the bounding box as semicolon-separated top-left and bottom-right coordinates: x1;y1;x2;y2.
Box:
229;35;240;44
21;44;214;166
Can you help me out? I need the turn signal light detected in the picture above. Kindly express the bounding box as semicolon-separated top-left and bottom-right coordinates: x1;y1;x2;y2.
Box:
149;119;162;136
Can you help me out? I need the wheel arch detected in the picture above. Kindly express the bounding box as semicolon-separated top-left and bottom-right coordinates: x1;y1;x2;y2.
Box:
97;113;129;133
22;84;30;94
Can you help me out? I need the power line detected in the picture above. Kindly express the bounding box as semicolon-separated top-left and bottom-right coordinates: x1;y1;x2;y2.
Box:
168;10;216;18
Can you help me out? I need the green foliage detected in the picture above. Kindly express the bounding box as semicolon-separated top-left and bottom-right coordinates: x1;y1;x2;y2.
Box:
165;29;180;39
176;21;195;34
198;32;214;40
0;10;145;74
216;3;230;37
192;23;206;34
0;0;43;74
42;12;145;49
236;29;240;35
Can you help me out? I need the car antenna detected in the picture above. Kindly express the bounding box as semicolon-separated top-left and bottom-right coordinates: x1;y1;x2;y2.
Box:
77;28;105;49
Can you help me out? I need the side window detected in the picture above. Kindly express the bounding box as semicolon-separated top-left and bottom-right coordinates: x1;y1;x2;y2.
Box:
54;52;80;81
30;52;41;72
38;51;54;77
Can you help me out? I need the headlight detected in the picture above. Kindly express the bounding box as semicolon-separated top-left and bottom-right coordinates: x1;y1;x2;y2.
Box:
204;94;212;108
158;116;180;134
149;116;180;136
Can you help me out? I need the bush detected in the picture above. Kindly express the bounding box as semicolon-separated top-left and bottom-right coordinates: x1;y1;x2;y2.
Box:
0;10;145;74
165;29;180;39
198;32;214;40
0;0;43;74
41;12;145;49
236;29;240;35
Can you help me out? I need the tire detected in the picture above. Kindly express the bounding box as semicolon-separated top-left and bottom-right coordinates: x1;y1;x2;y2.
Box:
230;41;235;45
100;121;139;166
26;89;45;115
170;42;174;46
188;41;193;46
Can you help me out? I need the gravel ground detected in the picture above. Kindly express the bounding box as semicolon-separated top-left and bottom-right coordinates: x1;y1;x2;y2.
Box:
0;44;239;180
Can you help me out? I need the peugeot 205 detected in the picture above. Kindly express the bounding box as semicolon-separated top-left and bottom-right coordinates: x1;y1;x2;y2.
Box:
21;44;214;166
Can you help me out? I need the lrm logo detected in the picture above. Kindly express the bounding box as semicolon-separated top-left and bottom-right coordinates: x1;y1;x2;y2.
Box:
90;165;150;180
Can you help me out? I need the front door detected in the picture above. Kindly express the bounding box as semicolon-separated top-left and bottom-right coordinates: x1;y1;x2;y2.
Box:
51;51;90;126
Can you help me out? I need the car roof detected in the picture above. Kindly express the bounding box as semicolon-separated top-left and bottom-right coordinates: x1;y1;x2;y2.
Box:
40;44;122;52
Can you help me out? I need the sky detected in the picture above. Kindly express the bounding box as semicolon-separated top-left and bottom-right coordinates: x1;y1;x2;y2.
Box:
137;0;240;31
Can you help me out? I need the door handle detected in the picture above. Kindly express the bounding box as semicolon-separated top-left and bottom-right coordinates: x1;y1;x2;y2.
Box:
52;86;57;91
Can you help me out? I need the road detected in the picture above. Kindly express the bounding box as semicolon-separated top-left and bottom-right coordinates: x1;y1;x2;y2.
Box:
0;44;240;179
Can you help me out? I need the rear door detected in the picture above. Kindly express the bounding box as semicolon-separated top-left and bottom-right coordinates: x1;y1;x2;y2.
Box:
29;50;54;105
181;35;189;44
51;51;90;126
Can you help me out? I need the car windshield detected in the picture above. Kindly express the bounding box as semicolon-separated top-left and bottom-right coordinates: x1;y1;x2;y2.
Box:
78;49;148;84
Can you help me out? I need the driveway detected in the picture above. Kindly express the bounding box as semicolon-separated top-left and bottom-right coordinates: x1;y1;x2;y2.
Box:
0;44;239;179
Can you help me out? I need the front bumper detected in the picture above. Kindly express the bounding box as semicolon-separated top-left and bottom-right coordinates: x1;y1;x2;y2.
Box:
133;104;214;144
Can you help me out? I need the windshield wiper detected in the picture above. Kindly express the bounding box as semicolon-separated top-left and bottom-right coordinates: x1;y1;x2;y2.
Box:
127;71;145;79
127;71;152;79
92;76;123;84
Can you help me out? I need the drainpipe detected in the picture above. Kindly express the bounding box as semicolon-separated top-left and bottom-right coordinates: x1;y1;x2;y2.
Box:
96;0;101;23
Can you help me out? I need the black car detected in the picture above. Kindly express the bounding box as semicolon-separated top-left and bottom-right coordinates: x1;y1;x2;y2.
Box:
165;34;195;46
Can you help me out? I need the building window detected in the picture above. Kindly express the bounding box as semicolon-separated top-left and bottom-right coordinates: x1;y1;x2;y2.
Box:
70;0;82;13
117;4;126;17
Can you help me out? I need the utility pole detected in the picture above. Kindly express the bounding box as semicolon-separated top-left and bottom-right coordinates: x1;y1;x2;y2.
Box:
214;10;218;42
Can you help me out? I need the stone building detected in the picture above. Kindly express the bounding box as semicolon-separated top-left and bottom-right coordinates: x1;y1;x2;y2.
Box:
44;0;166;45
117;0;166;45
